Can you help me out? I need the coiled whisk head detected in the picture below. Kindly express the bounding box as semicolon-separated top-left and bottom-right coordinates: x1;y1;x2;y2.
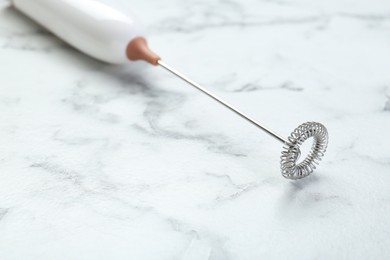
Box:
280;122;328;179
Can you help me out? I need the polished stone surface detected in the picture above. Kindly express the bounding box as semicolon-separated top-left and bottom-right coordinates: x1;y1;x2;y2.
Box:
1;0;390;259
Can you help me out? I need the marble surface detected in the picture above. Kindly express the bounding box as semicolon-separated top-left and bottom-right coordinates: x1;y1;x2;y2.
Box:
1;0;390;259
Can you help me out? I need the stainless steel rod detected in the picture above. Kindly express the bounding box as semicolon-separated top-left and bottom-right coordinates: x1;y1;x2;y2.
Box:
157;60;287;144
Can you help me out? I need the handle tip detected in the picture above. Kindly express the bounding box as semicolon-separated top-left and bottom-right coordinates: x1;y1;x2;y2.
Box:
126;37;160;65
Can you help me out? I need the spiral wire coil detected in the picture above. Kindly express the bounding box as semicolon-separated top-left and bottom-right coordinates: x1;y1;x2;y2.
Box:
280;122;328;179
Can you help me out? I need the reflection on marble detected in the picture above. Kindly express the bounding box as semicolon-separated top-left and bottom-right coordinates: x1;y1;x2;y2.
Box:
1;0;390;259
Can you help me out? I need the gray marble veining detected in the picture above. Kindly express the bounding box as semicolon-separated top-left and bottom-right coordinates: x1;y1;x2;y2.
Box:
1;0;390;259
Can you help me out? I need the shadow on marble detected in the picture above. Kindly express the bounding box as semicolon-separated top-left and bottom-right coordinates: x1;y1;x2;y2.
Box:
280;174;322;204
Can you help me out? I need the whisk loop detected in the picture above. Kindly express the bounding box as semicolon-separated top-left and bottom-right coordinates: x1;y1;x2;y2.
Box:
281;122;328;179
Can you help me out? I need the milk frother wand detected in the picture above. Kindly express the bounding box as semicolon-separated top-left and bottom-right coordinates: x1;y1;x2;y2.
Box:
12;0;328;179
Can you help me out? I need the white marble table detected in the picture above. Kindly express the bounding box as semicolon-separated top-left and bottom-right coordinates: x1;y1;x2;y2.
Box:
1;0;390;259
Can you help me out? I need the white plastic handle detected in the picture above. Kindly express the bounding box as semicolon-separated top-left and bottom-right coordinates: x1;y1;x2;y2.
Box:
12;0;145;64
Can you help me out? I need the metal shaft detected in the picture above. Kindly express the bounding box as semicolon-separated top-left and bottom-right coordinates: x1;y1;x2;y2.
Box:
157;60;287;144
